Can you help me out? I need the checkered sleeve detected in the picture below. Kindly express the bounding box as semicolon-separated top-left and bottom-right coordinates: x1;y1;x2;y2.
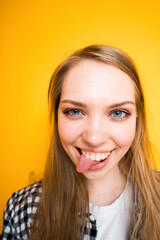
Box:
0;181;42;240
83;214;97;240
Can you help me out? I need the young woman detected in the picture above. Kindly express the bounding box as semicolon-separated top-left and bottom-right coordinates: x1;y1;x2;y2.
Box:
1;45;160;240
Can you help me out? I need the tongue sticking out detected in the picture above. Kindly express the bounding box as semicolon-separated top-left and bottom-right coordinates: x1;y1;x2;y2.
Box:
76;154;96;173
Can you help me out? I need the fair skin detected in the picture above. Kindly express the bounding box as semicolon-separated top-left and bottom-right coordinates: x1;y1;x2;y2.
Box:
58;59;137;206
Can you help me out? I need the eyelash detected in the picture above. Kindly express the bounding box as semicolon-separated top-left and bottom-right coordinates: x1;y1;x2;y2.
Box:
63;108;131;120
63;109;84;118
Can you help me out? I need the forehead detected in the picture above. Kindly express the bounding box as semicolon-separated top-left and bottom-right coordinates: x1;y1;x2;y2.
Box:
61;60;135;104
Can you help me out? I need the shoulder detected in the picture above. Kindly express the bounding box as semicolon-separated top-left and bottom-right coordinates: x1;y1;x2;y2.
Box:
8;181;42;205
4;181;42;220
1;181;42;240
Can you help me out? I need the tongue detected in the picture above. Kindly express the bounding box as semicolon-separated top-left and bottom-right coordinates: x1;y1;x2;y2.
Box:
76;154;96;173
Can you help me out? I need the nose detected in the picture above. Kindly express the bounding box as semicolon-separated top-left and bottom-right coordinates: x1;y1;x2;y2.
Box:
81;116;108;147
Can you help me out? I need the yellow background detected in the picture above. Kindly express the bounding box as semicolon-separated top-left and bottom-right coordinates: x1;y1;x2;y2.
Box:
1;0;160;230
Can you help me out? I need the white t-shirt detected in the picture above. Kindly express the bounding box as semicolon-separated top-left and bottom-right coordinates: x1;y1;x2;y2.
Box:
89;182;133;240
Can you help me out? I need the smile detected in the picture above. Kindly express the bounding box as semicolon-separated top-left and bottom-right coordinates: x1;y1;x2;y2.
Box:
81;150;111;162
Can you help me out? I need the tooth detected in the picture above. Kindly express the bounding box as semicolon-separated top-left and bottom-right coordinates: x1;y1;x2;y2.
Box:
90;154;96;160
105;152;110;158
81;150;111;161
86;153;90;159
96;154;101;161
82;150;85;155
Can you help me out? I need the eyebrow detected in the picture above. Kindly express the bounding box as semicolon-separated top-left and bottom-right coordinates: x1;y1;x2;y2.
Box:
60;99;135;108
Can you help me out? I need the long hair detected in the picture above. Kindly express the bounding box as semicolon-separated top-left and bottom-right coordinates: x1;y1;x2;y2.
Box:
29;45;160;240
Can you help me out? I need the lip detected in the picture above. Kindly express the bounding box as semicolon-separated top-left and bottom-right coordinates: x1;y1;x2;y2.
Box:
75;147;114;171
89;150;113;171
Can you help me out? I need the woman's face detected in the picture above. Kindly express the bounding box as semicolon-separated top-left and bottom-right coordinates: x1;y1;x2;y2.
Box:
58;60;137;181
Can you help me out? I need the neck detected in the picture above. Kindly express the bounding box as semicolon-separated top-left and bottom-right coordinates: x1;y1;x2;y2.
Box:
87;166;126;206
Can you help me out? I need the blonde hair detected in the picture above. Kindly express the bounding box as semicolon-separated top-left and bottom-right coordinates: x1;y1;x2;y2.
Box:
30;45;160;240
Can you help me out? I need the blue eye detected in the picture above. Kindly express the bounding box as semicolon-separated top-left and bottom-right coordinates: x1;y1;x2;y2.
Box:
69;109;81;115
111;110;130;120
63;108;83;117
112;110;124;118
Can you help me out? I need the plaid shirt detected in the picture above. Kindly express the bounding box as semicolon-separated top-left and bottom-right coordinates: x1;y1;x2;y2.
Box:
0;182;97;240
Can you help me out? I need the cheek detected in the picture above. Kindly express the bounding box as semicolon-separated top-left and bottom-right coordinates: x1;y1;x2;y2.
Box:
58;114;79;145
111;119;136;148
